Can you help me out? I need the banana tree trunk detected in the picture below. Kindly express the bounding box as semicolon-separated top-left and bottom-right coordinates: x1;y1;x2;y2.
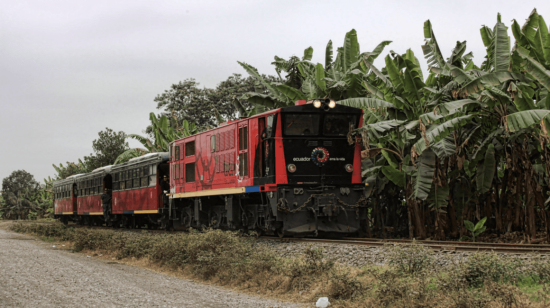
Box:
514;177;522;229
447;199;459;238
499;169;510;233
534;190;548;241
406;180;426;239
525;171;537;240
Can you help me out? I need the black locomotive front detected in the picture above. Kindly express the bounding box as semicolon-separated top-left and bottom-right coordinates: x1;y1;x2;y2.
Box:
269;100;368;237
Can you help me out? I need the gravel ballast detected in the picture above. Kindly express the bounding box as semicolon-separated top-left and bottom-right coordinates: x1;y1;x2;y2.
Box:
257;238;550;269
0;229;301;308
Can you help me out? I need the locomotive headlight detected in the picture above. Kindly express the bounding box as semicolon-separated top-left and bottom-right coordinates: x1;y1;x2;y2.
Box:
328;99;336;108
287;164;297;173
345;164;353;172
313;99;322;108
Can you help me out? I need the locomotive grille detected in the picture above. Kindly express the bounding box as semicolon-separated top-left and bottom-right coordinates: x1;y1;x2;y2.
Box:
307;141;318;146
323;141;332;146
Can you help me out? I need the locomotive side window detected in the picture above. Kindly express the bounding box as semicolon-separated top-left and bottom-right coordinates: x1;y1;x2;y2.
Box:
239;127;248;150
323;114;358;136
210;135;216;152
266;115;275;138
238;126;248;176
283;114;320;136
185;141;195;156
126;175;132;189
133;171;139;188
175;145;180;161
185;163;195;182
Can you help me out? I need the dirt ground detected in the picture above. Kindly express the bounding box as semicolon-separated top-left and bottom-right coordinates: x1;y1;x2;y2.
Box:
0;227;303;308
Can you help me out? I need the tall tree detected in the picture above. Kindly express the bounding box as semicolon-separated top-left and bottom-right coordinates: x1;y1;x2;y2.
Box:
152;79;214;131
1;170;40;219
83;128;129;170
150;75;280;133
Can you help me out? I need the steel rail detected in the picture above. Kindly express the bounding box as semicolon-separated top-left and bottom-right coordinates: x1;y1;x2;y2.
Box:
260;237;550;254
344;237;550;249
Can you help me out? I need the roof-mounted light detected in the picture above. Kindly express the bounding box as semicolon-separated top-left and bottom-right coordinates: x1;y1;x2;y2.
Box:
313;99;322;108
328;99;336;108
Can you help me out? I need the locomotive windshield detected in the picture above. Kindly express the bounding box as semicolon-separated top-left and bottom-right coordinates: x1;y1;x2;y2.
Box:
284;114;320;136
323;114;358;136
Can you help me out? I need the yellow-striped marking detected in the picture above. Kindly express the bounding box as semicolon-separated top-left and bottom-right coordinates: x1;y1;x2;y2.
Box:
171;187;246;199
134;210;159;214
62;212;74;215
89;212;104;215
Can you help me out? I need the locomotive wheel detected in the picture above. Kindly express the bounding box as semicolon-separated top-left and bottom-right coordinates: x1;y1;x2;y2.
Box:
254;227;264;238
210;213;219;228
182;211;192;228
277;229;285;238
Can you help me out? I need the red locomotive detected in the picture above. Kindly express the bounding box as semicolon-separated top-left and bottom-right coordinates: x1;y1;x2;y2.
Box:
54;99;368;236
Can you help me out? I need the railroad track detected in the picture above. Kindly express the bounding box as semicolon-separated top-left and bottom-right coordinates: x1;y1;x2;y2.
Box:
260;236;550;254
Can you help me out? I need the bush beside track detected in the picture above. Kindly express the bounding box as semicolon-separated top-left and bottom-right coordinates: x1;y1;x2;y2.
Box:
9;221;550;307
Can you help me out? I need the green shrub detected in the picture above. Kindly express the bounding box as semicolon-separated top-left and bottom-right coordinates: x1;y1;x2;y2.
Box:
286;246;335;279
9;222;74;240
328;266;365;300
116;233;156;260
71;229;125;252
385;242;435;275
462;252;523;287
529;255;550;283
149;234;190;266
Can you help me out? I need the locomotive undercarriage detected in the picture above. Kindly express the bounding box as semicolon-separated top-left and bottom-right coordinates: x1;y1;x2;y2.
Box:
167;185;367;237
273;185;368;237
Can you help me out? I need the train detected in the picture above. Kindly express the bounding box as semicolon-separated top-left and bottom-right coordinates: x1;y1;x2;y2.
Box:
53;99;368;237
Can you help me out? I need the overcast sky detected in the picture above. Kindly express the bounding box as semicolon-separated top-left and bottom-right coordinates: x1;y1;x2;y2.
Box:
1;0;549;183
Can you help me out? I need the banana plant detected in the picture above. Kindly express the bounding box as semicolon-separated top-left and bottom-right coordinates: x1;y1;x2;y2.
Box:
114;113;200;164
238;29;392;109
462;217;487;242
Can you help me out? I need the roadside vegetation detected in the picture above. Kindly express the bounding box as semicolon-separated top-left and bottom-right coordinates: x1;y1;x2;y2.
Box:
9;221;550;307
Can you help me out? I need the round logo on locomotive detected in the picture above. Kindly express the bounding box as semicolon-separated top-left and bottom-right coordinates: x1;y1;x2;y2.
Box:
311;147;329;166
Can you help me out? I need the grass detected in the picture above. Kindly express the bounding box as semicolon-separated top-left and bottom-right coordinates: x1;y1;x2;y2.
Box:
8;221;550;307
